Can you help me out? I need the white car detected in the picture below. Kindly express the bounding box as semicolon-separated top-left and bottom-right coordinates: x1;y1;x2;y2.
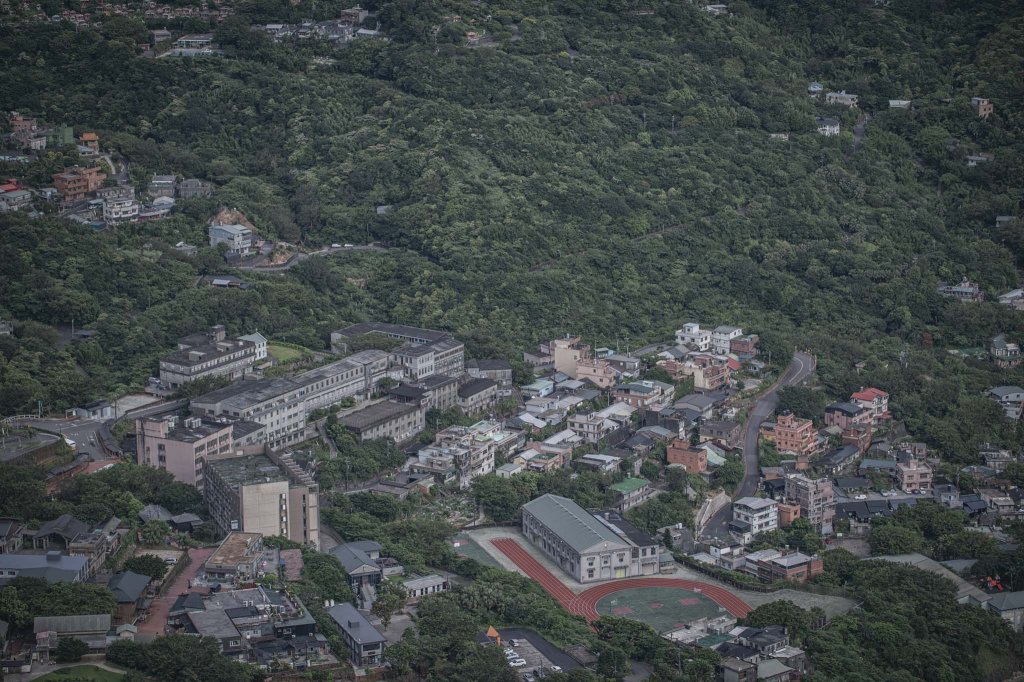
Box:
505;651;518;659
854;494;867;500
551;666;562;673
509;659;527;668
331;243;341;248
504;649;516;656
344;243;354;248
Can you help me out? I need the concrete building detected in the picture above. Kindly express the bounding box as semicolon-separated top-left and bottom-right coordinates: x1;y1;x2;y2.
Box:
989;386;1024;421
327;603;386;668
465;359;513;386
731;497;779;537
177;178;214;199
158;326;259;389
971;97;994;119
204;532;264;584
823;402;871;430
667;439;707;474
338;401;425;443
0;552;88;583
815;116;840;136
608;478;651;512
51;166;106;203
676;323;712;351
896;458;933;493
521;495;660;583
457;378;498;415
711;325;743;354
330;323;465;378
135;415;245;488
825;91;858;107
203;453;319;548
784;475;834;533
148;174;177;198
410;421;506;487
208;224;253;255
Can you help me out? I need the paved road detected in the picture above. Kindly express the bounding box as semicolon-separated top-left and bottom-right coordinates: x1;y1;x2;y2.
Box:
138;546;214;636
702;351;816;539
236;243;388;272
9;417;108;460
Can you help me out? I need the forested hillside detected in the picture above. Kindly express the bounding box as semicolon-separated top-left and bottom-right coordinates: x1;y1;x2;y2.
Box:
1;0;1023;460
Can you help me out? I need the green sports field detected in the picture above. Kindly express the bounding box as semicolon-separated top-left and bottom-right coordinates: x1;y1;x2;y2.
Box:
596;586;728;633
452;532;502;568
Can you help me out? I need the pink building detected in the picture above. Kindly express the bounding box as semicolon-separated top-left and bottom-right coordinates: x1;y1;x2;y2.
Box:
823;402;871;430
896;459;933;493
136;415;236;488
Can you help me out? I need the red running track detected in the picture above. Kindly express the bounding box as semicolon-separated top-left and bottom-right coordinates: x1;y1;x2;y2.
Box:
490;538;751;622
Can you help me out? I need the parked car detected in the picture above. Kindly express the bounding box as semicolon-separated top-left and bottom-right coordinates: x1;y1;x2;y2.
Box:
509;659;527;668
854;494;867;500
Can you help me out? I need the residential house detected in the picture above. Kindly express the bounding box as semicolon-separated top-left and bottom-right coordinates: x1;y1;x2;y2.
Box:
410;422;498;487
896;458;933;493
327;603;386;668
0;552;89;584
465;359;513;386
701;420;741;447
34;614;111;657
731;497;779;538
329;541;390;599
667;439;707;474
148;174;177;198
208;224;254;255
79;132;99;153
730;334;760;356
991;335;1022;369
845;389;888;428
889;100;911;109
521;379;555;398
495;462;523;478
521;496;660;583
402;575;449;603
989;386;1024;420
576;453;623;473
784;474;835;533
825;91;858;107
807;82;823;97
743;549;823;583
457;378;498;415
107;571;151;625
612;380;672;408
971;97;994;119
609;478;651;512
998;290;1024;312
937;278;983;302
369;472;434;499
177;178;214;199
765;413;818;468
32;514;90;550
817;444;859;475
981;444;1015;472
842;424;872;453
933;484;961;509
52;166;106;203
986;592;1024;631
712;326;743;354
0;519;25;554
664;354;731;390
0;189;32;211
815;116;840;136
204;532;265;585
718;657;757;682
823;402;871;430
175;33;214;49
676;323;712;351
676;393;717;419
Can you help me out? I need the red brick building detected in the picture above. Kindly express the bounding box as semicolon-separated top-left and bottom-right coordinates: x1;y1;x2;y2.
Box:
667;439;707;474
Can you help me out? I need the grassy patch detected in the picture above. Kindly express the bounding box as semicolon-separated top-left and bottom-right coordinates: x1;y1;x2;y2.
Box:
596;586;728;634
37;665;124;681
267;342;309;363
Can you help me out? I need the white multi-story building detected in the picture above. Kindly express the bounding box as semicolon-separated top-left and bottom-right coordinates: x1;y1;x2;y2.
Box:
711;325;743;355
731;497;779;537
208;224;253;254
676;322;712;351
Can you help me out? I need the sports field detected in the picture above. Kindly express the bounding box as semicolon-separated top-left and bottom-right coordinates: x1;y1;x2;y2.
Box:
453;532;502;568
267;343;308;363
596;586;727;633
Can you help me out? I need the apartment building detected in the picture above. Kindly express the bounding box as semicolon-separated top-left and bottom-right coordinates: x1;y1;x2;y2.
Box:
784;475;835;533
896;458;933;493
667;439;707;474
612;380;672;408
850;387;891;424
521;495;660;583
659;355;730;390
158;326;259;389
135;415;255;488
52;166;106;203
338;401;425;443
731;497;779;537
823;402;871;430
457;378;498;415
203;453;319;548
330;323;465;378
409;421;505;487
764;413;818;467
743;549;823;583
208;224;253;255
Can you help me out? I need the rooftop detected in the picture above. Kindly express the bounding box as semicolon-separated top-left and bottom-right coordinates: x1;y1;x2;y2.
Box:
734;496;777;511
327;603;386;645
340;401;419;431
206;455;287;488
458;378;497;399
609;477;649;494
206;532;263;569
0;553;88;583
108;571;150;603
522;494;627;553
334;322;451;344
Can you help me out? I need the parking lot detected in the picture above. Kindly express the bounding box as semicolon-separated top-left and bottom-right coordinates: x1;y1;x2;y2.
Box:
489;628;577;679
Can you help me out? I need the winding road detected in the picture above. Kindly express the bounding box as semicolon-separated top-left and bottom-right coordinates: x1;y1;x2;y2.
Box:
701;351;816;539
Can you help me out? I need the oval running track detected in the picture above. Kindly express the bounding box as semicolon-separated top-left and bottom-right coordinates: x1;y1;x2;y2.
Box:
491;538;751;622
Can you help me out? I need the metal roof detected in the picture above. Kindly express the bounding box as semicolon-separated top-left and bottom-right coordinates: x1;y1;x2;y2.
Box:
522;494;627;553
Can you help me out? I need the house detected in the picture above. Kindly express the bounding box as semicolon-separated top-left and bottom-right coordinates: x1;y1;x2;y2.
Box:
329;541;402;603
466;359;513;386
676;323;712;351
107;571;151;625
79;131;99;153
986;592;1024;631
823;402;870;430
967;152;994;167
0;519;25;554
989;386;1024;420
676;393;716;419
933;484;961;509
938;278;983;302
701;419;741;446
609;478;651;512
457;378;498;415
981;444;1015;472
971;97;994;119
74;400;114;421
730;334;760;356
521;495;660;583
339;401;425;443
576;453;623;473
52;166;106;203
612;380;672;408
204;532;265;585
369;472;434;499
731;497;778;538
825;91;858;107
742;549;823;583
175;33;214;49
889;100;911;109
32;514;90;549
815;116;840;136
991;335;1022;369
718;657;757;682
402;574;449;603
521;379;555;398
712;326;743;354
0;552;88;584
147;174;177;198
327;603;386;668
765;413;818;467
667;439;707;473
495;462;523;478
150;28;172;44
896;458;932;493
850;387;891;424
784;475;835;533
208;224;254;255
34;614;111;656
0;189;32;211
998;290;1024;312
177;178;214;199
807;81;823;97
818;444;859;475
